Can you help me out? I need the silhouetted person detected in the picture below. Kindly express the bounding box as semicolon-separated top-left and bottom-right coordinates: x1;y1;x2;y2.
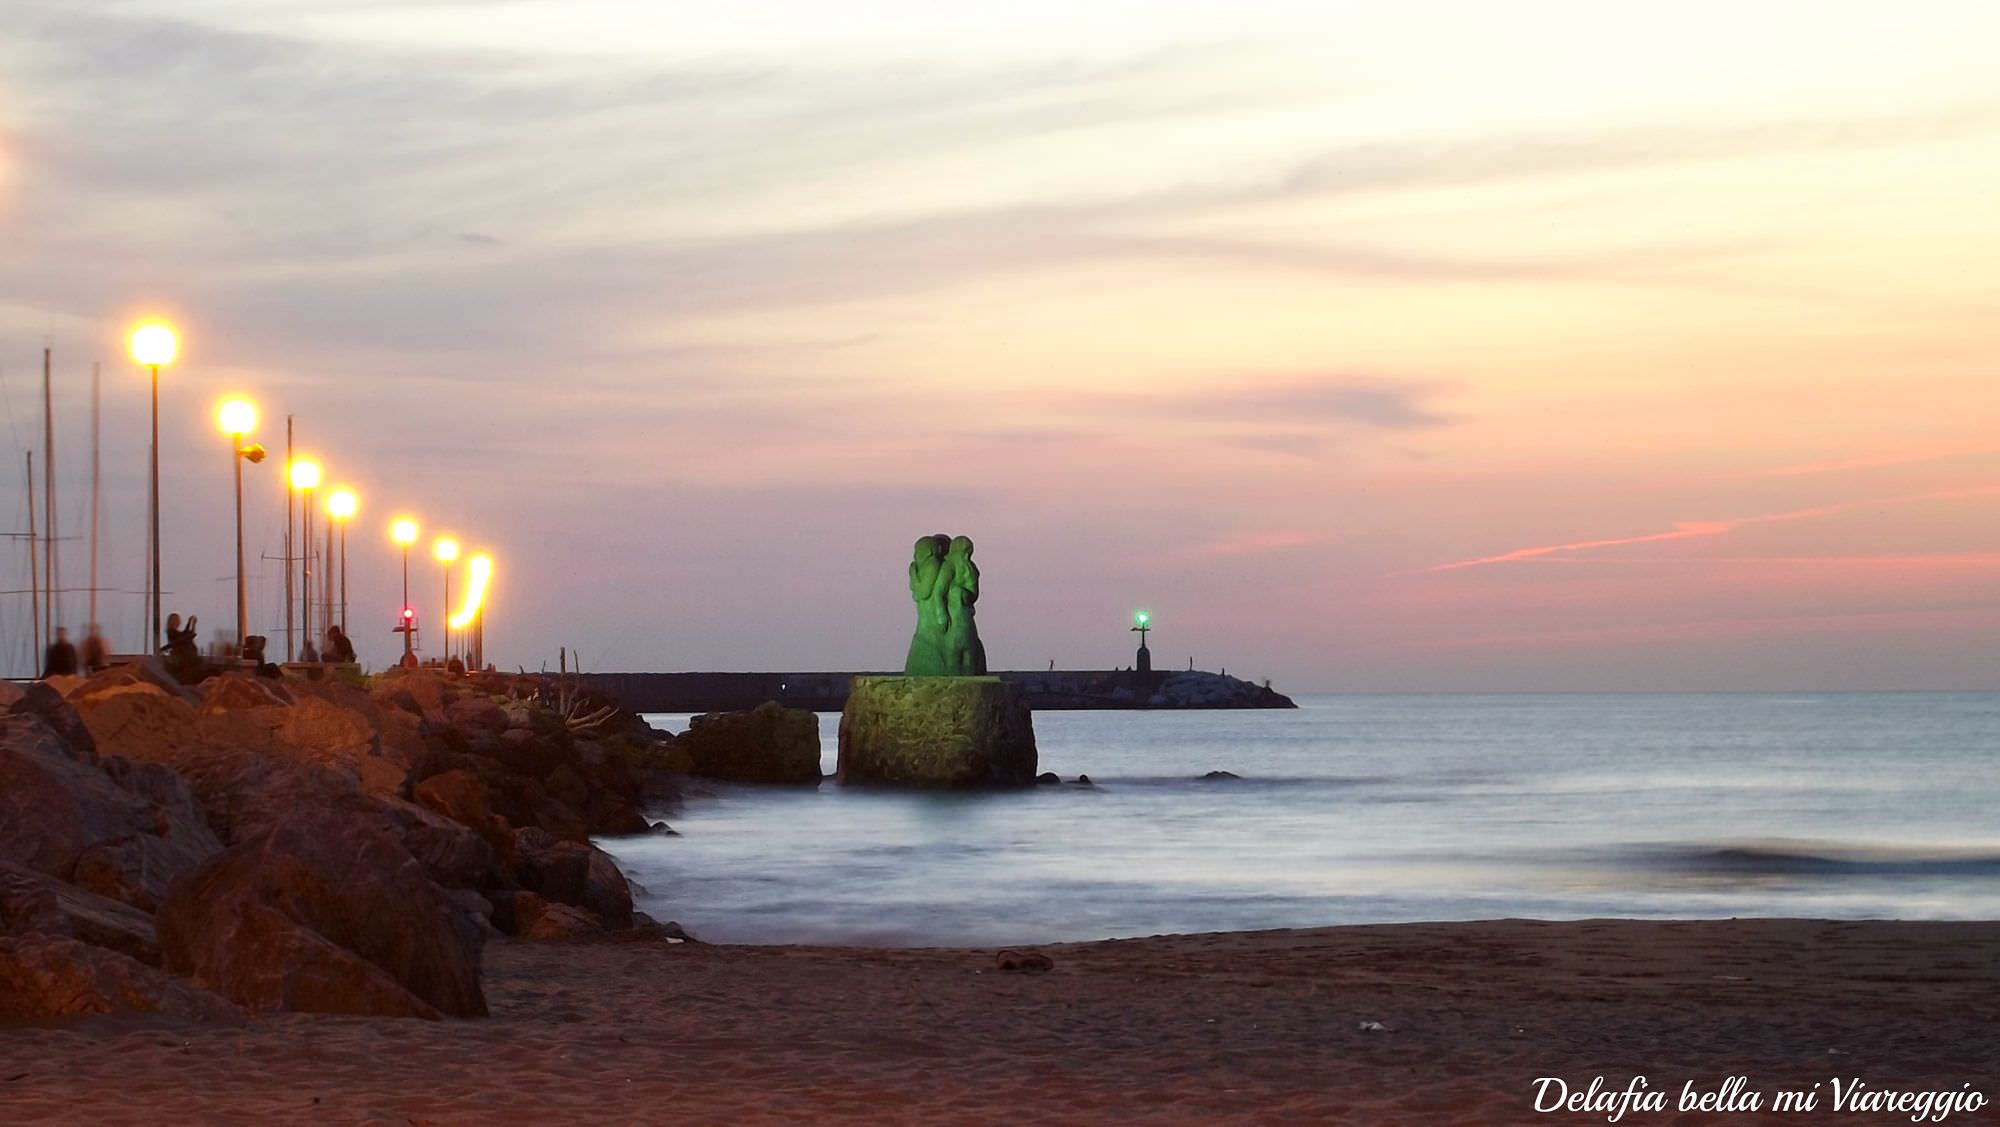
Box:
81;624;109;674
244;635;282;679
163;613;202;682
43;627;78;678
325;625;356;664
300;638;320;663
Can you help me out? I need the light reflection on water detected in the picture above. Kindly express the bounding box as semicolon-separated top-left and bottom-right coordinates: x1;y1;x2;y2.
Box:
602;693;2000;946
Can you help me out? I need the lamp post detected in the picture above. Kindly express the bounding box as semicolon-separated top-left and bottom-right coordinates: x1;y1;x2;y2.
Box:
130;322;177;654
289;459;320;655
1131;609;1152;675
451;553;492;671
327;489;357;635
391;518;419;663
433;536;459;668
217;399;263;651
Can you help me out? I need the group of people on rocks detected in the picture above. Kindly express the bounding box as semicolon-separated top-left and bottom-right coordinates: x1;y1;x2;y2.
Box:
41;613;361;680
38;625;109;678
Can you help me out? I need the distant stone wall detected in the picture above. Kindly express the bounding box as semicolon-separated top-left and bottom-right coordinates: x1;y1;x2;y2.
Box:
581;670;1294;714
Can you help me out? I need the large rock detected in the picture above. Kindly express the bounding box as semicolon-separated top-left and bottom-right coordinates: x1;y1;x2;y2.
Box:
375;794;498;892
837;676;1037;788
0;862;161;966
158;807;487;1019
10;680;98;755
678;701;821;784
0;713;222;911
0;934;239;1021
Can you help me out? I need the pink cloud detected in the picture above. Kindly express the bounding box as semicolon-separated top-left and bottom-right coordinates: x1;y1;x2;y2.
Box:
1426;486;2000;573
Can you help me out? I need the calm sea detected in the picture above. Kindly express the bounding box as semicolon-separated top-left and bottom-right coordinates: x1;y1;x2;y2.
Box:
607;694;2000;946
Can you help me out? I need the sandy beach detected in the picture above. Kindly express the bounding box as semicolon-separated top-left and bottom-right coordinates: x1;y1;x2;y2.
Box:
4;918;1994;1125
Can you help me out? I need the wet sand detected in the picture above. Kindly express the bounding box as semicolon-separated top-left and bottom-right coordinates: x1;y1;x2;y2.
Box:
3;919;1996;1125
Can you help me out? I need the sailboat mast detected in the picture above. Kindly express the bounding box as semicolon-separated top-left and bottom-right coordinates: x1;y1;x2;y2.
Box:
27;451;40;668
43;347;56;644
285;415;294;661
89;362;100;638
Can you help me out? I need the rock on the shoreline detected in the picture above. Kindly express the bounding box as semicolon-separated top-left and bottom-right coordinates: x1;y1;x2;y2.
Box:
0;933;239;1021
0;712;222;912
836;676;1037;788
0;862;162;966
159;807;488;1019
678;701;822;784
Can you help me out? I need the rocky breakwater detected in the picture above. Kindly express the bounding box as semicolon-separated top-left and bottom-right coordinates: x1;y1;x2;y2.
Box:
0;663;691;1022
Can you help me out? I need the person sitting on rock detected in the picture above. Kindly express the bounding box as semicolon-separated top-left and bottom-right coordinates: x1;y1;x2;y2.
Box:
243;634;282;679
326;624;357;664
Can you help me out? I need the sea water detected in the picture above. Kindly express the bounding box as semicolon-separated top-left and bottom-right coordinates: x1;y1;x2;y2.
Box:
604;693;2000;946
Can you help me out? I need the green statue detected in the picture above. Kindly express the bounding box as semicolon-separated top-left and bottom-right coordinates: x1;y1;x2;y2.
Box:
904;533;987;676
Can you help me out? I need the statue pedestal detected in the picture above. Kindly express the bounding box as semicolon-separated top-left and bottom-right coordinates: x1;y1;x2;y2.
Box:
836;676;1037;788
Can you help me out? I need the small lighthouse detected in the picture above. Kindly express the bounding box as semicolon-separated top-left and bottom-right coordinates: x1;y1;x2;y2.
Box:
1130;609;1152;674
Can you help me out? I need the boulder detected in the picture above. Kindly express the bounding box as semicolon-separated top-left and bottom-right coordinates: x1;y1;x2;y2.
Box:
523;900;604;940
66;676;204;773
836;676;1037;788
582;847;635;928
446;695;509;736
9;680;98;755
64;658;201;707
0;713;222;911
158;806;487;1019
0;862;161;965
490;727;572;779
199;673;293;714
375;794;498;891
0;934;239;1021
679;700;822;784
415;769;511;850
490;891;603;940
513;828;590;905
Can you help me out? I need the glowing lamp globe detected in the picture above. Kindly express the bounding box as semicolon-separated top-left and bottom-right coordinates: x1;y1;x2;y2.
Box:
327;489;357;520
217;398;256;437
391;518;419;546
1134;610;1150;628
130;323;178;367
433;537;459;564
288;459;321;491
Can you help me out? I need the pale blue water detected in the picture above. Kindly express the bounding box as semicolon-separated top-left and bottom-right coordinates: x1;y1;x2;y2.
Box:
606;694;2000;946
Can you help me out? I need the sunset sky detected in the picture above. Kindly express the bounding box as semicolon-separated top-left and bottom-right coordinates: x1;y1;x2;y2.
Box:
3;1;1998;689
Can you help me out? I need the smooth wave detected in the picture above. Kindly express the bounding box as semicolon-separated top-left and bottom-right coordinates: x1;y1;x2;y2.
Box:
1632;840;2000;877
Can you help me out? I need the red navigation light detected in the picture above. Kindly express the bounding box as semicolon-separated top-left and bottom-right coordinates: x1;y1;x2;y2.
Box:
402;607;416;621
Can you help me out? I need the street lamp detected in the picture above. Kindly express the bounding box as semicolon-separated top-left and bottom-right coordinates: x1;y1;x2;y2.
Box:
289;459;320;655
391;517;419;664
327;489;357;635
433;536;458;668
217;398;264;651
451;553;493;670
130;321;177;653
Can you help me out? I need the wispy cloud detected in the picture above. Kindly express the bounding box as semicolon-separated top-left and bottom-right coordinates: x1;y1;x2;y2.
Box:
1427;486;2000;572
1051;374;1456;431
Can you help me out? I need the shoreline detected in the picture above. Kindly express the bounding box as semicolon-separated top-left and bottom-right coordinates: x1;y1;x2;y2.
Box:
8;917;1995;1124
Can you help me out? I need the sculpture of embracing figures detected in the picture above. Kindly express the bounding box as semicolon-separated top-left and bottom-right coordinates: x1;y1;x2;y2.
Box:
905;533;988;676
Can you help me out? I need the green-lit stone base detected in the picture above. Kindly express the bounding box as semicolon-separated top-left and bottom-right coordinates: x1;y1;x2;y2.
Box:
836;676;1038;788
